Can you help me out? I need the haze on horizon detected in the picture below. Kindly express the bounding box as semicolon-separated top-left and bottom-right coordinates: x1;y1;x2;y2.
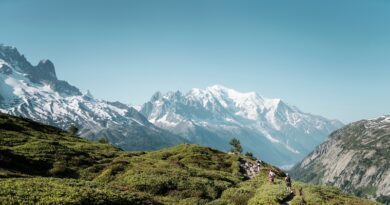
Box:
0;0;389;123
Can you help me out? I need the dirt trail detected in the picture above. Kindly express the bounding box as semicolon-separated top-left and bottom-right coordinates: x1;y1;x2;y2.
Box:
280;192;295;205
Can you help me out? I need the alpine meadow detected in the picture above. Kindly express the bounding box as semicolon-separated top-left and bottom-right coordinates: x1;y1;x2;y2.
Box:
0;0;389;204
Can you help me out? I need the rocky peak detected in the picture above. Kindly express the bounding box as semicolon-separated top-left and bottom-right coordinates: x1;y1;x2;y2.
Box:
0;44;81;96
151;91;163;102
166;90;183;101
36;59;57;81
83;90;94;100
0;45;23;61
25;59;58;84
0;45;33;73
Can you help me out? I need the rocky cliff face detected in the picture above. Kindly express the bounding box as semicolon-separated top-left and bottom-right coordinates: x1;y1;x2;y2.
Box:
291;116;390;203
0;45;80;96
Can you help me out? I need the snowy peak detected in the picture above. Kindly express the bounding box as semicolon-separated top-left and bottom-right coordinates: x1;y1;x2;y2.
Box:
0;44;187;151
140;85;343;166
0;44;81;96
0;45;26;65
185;85;288;122
190;85;283;116
206;84;261;102
141;85;342;128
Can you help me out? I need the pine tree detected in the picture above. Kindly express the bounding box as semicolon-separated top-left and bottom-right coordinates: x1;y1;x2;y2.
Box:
245;152;254;158
229;138;243;154
68;125;79;137
98;137;109;144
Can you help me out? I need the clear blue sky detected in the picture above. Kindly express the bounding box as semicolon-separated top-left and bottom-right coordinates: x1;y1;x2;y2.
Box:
1;0;389;123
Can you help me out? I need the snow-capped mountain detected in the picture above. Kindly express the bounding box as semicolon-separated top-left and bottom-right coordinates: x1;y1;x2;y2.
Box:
0;44;187;150
139;85;343;167
0;44;344;167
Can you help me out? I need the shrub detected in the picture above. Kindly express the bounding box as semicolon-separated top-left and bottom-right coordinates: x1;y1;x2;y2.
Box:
98;137;109;144
49;162;67;176
0;178;159;205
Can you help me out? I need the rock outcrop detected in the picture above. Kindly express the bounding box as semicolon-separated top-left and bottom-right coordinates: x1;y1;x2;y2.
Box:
239;157;263;179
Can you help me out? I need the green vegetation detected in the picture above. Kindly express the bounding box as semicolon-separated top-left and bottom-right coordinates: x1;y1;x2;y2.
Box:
288;181;378;205
244;152;254;159
0;113;378;204
67;125;79;136
0;178;157;205
212;171;377;205
97;136;109;144
229;138;242;154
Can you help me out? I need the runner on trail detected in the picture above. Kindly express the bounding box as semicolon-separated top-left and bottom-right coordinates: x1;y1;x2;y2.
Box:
256;160;261;172
285;173;292;193
268;170;276;184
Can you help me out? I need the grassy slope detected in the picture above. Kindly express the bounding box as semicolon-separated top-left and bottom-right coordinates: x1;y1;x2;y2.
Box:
210;172;377;205
0;113;377;204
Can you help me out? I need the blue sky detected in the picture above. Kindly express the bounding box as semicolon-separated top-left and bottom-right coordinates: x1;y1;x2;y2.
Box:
1;0;389;123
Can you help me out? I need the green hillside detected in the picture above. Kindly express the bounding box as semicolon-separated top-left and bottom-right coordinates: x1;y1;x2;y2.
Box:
0;113;377;204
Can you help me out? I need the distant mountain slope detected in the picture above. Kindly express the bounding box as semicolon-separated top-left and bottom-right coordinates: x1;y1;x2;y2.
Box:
291;116;390;204
0;44;187;151
139;85;343;167
0;113;376;205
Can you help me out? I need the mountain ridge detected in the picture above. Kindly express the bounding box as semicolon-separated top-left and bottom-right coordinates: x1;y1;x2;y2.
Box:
139;85;343;167
0;44;187;151
291;115;390;204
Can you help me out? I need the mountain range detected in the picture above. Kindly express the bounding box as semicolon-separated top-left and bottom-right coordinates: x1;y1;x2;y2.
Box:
138;85;343;167
1;44;388;203
0;44;342;167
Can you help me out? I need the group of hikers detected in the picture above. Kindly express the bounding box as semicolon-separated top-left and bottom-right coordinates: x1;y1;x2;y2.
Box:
268;169;293;193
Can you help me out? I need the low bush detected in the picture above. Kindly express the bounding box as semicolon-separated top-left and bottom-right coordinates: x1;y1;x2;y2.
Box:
0;178;159;205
